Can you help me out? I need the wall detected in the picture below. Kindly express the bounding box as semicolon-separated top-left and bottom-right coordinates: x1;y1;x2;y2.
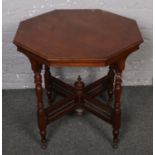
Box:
2;0;153;89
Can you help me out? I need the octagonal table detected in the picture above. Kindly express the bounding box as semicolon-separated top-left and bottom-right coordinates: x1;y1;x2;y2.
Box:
13;9;143;149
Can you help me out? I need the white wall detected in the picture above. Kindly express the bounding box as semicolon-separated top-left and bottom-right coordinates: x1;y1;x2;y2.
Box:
2;0;153;89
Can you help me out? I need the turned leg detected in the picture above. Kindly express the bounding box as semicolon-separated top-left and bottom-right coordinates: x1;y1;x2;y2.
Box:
112;59;125;148
44;65;53;105
107;65;115;105
74;76;85;116
30;60;47;149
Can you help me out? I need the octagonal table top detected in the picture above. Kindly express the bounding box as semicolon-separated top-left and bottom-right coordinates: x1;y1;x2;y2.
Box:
13;9;143;66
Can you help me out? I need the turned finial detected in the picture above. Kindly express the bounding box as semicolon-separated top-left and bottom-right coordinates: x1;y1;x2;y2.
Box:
74;75;85;89
78;75;81;81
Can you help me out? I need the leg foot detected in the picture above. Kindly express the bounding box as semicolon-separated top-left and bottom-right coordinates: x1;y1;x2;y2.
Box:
113;140;119;149
41;140;47;149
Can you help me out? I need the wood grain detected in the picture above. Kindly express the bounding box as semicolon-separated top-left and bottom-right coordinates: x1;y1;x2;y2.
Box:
14;9;143;67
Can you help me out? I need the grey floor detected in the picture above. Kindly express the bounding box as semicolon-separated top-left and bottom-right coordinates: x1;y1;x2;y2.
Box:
3;86;152;155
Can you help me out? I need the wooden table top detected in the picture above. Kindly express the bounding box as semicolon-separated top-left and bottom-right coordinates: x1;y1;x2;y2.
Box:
14;9;143;66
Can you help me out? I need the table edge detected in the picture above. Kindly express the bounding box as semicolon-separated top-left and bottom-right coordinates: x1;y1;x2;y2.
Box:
14;42;142;67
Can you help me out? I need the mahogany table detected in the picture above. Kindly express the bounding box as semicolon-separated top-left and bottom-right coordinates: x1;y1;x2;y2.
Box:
13;9;143;149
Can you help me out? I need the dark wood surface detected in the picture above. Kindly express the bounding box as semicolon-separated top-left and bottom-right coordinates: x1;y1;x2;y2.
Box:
13;9;143;149
14;9;143;66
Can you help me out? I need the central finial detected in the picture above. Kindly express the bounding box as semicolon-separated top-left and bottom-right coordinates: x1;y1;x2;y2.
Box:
78;75;81;81
74;75;85;88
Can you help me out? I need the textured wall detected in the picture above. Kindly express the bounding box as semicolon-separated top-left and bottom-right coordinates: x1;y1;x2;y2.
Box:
2;0;153;89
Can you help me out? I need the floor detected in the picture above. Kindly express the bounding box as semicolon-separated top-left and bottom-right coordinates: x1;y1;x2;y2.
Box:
3;86;152;155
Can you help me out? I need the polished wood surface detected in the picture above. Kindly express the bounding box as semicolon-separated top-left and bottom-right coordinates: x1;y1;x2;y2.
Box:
29;59;47;149
14;9;143;66
13;9;143;149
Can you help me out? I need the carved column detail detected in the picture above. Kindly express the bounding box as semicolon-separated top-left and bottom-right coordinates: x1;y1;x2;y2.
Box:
74;76;85;116
44;65;53;105
30;59;47;149
107;65;115;104
112;58;125;148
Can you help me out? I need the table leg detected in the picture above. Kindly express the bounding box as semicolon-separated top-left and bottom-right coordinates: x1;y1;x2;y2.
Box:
30;60;47;149
44;65;53;105
112;59;125;148
107;65;115;105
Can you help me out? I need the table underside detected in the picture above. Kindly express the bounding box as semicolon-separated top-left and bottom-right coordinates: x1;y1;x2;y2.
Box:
46;75;113;125
26;57;125;150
